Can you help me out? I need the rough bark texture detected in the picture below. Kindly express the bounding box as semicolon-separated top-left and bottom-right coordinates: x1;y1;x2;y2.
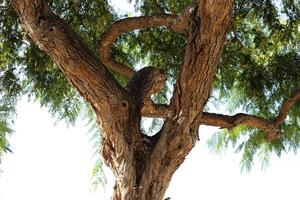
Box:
12;0;299;199
133;2;235;199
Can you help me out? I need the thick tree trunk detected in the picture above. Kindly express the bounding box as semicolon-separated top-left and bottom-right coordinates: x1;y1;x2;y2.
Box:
11;0;234;200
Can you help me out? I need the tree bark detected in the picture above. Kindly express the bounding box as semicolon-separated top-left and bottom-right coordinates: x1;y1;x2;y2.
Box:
132;2;235;199
11;0;234;199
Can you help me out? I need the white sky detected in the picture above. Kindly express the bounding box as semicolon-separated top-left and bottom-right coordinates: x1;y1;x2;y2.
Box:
1;1;300;200
1;99;300;200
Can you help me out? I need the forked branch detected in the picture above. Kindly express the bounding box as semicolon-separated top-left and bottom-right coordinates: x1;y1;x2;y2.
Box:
98;3;196;78
142;89;300;141
201;89;300;141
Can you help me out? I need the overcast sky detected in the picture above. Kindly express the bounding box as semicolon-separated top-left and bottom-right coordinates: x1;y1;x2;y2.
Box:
1;1;300;200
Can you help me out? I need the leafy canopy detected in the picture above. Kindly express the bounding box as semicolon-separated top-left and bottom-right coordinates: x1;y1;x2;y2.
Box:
0;0;299;172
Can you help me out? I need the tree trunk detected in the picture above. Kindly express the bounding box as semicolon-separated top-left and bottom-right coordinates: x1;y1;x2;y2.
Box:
101;1;235;199
11;0;234;200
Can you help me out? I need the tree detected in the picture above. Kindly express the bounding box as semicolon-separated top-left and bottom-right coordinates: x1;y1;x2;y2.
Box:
1;0;300;199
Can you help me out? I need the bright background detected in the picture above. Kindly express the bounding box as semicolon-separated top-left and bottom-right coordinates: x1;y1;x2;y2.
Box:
1;99;300;200
1;1;300;200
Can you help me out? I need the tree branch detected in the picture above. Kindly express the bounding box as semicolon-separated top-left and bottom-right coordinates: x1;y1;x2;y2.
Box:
274;88;300;126
141;88;300;141
98;3;196;78
200;89;300;141
200;112;280;141
127;1;236;197
11;0;138;191
141;105;281;141
11;0;126;105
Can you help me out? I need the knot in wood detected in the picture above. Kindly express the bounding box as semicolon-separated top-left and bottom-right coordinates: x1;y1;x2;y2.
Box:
126;67;167;111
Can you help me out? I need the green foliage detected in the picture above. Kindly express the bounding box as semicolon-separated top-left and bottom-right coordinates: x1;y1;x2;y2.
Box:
84;107;106;191
90;158;107;191
209;0;300;170
0;100;14;167
0;116;13;155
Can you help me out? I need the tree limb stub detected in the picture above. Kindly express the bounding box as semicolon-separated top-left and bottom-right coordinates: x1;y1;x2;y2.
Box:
141;104;171;118
98;3;196;78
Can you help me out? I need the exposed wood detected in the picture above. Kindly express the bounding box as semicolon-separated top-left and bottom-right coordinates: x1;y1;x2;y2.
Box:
98;3;196;78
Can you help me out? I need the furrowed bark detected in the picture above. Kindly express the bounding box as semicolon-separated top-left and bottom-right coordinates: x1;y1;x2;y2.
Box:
11;1;142;199
133;1;235;199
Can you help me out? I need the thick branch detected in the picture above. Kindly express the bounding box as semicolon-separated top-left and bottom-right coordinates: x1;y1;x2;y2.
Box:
141;106;280;141
11;0;126;105
11;1;139;198
141;107;281;141
200;112;279;140
200;89;300;141
141;88;300;142
99;4;195;78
